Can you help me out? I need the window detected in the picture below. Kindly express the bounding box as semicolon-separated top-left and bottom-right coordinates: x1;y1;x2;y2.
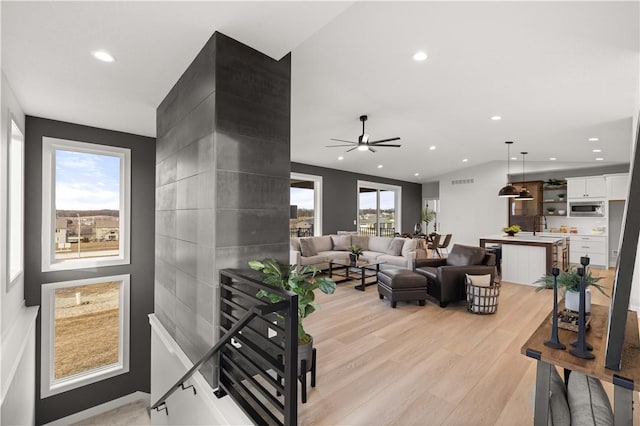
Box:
41;137;130;271
8;118;24;287
357;181;402;237
41;275;130;397
290;173;322;237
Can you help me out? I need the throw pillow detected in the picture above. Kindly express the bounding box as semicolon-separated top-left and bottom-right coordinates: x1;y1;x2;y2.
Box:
331;234;351;251
299;238;318;257
290;238;301;252
352;236;369;251
401;239;416;257
567;372;613;426
386;238;405;256
465;274;492;287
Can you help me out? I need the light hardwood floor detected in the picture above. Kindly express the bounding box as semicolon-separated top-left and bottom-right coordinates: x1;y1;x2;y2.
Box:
298;268;640;425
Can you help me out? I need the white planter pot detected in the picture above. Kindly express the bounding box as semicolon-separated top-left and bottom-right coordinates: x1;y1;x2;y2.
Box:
564;289;591;313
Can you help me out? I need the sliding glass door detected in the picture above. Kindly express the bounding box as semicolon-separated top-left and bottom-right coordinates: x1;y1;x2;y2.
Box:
357;181;401;237
290;173;322;237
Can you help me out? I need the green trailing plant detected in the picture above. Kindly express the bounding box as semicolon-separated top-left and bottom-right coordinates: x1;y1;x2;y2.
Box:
502;225;521;234
546;207;556;213
249;259;336;345
421;209;436;228
348;245;363;256
535;265;608;297
544;179;567;187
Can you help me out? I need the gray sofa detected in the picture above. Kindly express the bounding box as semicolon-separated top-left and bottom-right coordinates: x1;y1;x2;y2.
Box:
290;234;417;271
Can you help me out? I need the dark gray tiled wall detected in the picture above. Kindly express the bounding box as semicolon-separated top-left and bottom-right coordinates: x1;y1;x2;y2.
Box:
155;32;290;385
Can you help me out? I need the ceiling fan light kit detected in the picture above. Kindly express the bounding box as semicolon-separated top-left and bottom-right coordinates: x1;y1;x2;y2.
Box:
327;115;401;153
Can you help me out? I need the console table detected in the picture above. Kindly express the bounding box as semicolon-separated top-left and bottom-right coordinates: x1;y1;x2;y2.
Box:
521;303;640;425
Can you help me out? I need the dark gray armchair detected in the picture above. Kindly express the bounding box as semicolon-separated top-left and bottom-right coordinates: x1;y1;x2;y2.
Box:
414;244;496;307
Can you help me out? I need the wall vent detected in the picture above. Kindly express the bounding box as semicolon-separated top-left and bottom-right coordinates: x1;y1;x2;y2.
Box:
451;178;474;185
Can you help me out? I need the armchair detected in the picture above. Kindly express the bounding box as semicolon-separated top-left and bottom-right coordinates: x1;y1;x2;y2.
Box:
414;244;496;307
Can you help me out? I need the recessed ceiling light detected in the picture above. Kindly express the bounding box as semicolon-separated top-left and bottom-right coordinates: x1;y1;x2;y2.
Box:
338;156;344;161
414;173;420;177
592;149;602;153
92;50;115;62
429;146;436;151
549;157;557;161
377;164;383;169
595;157;604;161
588;137;599;142
511;157;517;160
462;158;469;163
412;51;428;61
358;145;368;151
491;116;502;121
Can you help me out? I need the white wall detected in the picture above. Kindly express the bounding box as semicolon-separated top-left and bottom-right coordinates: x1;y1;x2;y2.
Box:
437;160;508;246
0;70;33;423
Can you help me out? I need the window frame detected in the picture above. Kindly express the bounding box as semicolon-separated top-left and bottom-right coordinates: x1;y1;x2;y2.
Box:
290;172;323;236
40;274;130;398
7;117;24;289
357;180;402;236
41;137;131;271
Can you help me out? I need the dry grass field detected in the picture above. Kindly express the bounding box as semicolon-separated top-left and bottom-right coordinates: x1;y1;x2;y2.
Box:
54;282;120;379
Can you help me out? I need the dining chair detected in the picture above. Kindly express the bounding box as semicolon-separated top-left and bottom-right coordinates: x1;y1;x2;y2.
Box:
438;234;453;257
427;233;442;258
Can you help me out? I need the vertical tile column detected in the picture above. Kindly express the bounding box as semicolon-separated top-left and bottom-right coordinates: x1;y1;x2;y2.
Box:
155;33;290;385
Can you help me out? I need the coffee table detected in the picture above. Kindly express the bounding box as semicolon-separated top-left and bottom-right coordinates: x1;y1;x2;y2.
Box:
329;258;385;291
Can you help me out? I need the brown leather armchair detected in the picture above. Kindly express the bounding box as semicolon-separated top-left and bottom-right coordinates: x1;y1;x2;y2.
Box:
414;244;496;307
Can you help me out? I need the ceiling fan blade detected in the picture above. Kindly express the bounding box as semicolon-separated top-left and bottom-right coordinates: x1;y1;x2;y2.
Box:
346;146;359;152
369;137;401;145
370;144;401;148
326;144;358;147
368;146;376;153
330;138;357;144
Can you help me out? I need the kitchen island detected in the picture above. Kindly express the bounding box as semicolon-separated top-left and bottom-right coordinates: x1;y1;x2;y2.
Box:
479;233;569;286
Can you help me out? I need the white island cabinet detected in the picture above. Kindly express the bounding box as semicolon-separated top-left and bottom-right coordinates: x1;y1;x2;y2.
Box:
479;234;568;286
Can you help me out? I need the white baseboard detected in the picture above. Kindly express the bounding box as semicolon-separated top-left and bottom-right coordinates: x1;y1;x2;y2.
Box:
42;391;150;426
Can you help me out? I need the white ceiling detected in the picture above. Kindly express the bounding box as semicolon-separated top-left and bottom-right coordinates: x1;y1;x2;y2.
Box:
2;1;639;182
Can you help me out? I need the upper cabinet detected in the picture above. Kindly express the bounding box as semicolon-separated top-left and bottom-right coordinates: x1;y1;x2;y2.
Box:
605;173;629;201
567;176;606;199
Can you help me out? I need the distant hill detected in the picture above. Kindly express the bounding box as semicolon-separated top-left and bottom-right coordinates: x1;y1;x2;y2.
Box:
56;209;119;218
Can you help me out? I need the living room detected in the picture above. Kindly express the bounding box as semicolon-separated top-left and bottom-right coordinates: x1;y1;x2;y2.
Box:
1;2;639;425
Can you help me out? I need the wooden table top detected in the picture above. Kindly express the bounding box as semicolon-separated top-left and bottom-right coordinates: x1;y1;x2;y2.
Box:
521;303;640;390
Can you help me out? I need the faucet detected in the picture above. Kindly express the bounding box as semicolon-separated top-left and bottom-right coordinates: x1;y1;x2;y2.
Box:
533;215;547;236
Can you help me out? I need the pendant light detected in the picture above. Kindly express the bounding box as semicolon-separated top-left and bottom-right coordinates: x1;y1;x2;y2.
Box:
498;141;519;197
515;151;534;201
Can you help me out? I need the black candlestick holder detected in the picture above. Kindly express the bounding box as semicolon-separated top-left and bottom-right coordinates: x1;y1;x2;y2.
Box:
569;257;594;359
544;267;565;350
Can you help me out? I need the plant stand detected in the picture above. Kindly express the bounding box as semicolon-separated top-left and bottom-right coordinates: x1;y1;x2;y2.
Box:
276;347;317;404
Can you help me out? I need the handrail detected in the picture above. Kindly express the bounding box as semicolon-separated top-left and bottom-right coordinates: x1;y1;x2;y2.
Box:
150;301;287;411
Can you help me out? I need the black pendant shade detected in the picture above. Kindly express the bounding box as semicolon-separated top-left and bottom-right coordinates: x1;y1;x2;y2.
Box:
515;151;534;201
498;141;519;198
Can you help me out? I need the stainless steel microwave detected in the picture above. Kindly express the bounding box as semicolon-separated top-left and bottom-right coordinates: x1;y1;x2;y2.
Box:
569;200;605;217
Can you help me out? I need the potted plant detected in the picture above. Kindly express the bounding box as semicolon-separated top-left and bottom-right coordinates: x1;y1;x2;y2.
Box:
535;266;607;312
248;260;336;373
348;245;363;263
421;209;437;233
546;206;556;215
557;193;566;200
502;225;521;236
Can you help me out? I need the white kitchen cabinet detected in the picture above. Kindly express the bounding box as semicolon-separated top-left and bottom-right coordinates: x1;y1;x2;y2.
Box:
605;173;629;200
569;235;607;267
567;176;606;199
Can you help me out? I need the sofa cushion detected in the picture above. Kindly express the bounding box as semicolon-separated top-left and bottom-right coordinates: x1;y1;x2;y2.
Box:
369;236;391;253
299;238;318;257
446;244;486;267
352;235;369;251
415;266;437;281
320;251;350;262
290;237;301;252
299;253;325;266
387;238;405;256
377;254;409;268
361;250;383;261
567;372;613;426
331;234;351;251
548;367;571;426
313;235;333;252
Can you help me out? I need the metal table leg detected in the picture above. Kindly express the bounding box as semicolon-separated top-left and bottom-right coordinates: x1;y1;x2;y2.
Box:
613;375;634;426
533;360;552;426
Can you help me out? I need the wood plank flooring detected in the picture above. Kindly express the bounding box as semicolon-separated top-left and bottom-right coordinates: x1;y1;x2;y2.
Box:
299;268;640;425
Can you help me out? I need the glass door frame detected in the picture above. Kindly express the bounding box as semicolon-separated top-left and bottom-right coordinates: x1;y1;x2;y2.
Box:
356;180;402;236
290;172;323;236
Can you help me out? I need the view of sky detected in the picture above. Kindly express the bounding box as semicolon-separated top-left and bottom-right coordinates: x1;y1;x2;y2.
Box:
290;187;314;209
56;150;120;210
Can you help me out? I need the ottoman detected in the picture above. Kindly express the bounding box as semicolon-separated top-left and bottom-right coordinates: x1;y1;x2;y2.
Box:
377;269;428;308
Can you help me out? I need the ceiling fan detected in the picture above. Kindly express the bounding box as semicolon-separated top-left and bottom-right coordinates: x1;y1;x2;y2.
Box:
327;115;401;152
